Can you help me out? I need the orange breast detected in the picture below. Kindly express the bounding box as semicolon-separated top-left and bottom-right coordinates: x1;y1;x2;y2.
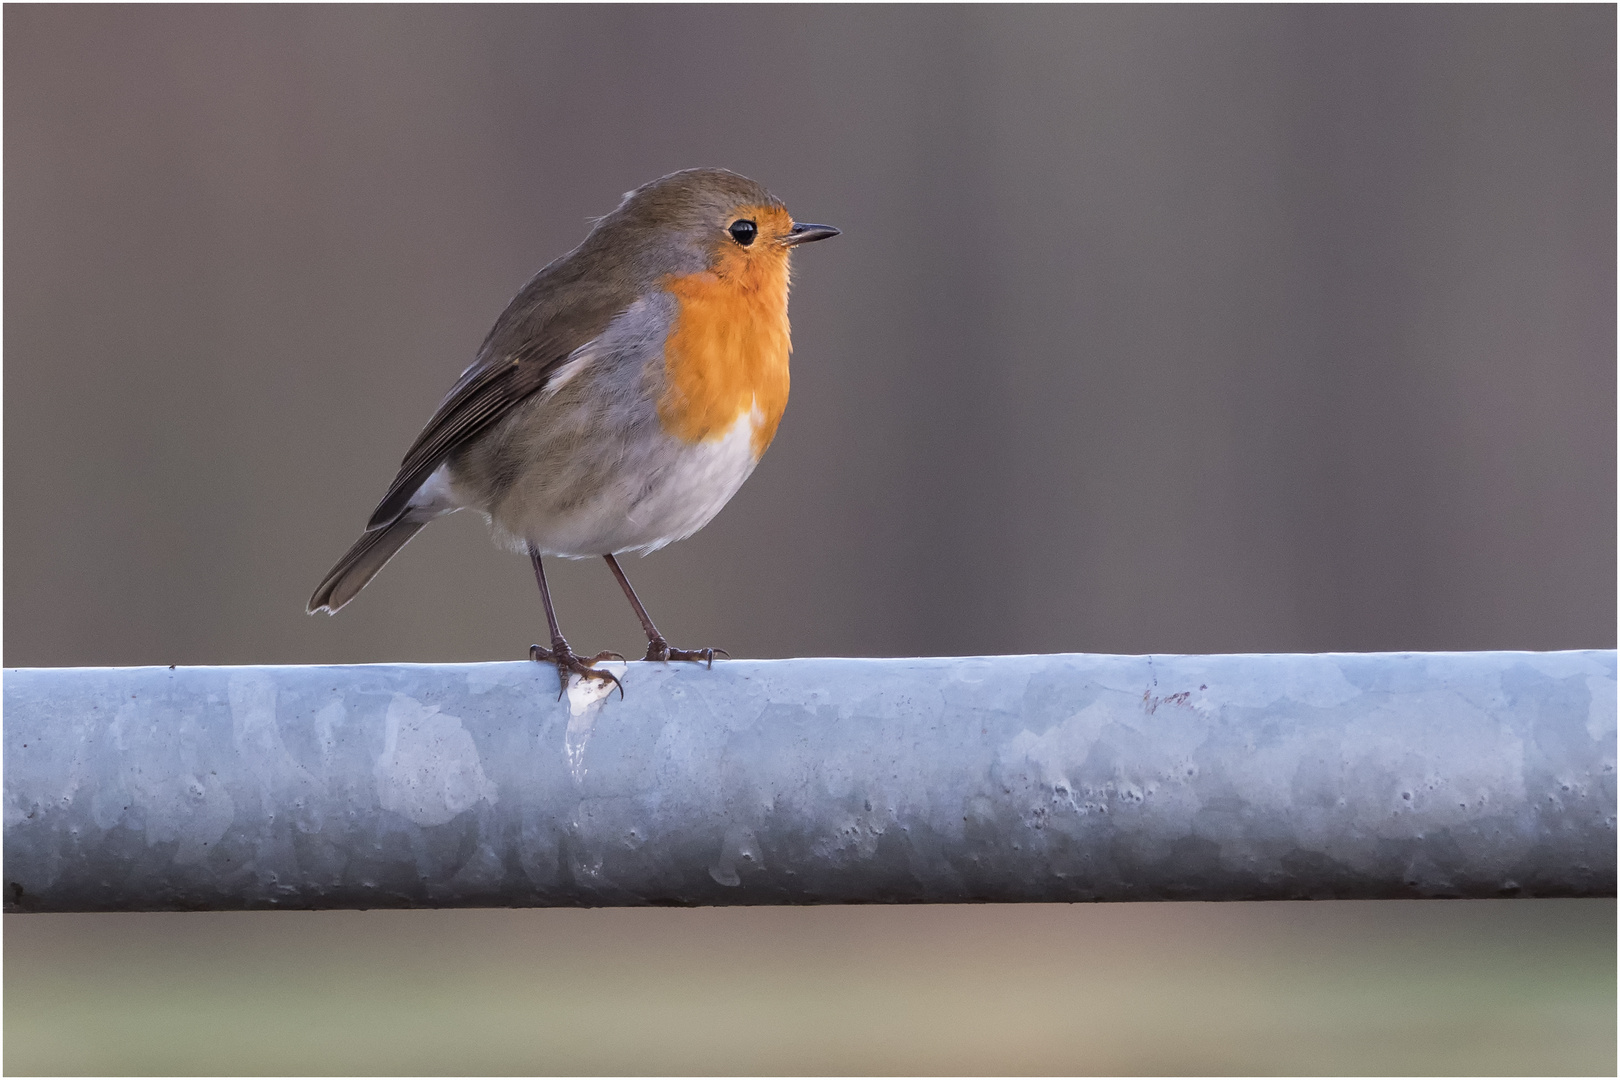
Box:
657;239;792;459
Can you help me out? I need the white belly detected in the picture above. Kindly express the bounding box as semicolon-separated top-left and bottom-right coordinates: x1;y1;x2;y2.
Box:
486;406;762;558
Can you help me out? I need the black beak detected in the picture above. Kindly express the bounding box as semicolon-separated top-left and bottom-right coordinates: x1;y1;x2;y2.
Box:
783;222;840;247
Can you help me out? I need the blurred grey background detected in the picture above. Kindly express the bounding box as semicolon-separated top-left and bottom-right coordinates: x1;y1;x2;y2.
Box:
7;4;1613;667
5;5;1614;1075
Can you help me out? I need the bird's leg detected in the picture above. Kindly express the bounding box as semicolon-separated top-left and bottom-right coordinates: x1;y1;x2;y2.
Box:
528;546;622;698
603;553;729;667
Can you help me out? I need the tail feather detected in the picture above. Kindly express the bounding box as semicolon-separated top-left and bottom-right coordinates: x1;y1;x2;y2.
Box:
308;517;428;614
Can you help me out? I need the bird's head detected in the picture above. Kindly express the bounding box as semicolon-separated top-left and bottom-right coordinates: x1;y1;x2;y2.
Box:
593;168;839;283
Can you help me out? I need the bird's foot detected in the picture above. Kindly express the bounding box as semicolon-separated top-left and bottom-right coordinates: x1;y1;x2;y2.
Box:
530;640;624;699
643;637;729;667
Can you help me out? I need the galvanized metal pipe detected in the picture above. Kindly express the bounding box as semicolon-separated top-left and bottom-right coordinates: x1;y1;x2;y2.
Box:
4;652;1614;911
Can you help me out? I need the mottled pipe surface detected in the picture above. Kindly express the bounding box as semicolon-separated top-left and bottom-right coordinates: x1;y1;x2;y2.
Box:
4;652;1614;912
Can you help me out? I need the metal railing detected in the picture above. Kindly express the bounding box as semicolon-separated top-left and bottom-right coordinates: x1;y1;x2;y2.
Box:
5;651;1614;911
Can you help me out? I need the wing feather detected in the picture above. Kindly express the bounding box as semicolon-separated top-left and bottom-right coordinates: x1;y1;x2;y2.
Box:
364;287;630;530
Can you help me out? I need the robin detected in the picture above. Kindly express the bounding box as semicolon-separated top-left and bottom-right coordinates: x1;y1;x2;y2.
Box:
308;168;839;696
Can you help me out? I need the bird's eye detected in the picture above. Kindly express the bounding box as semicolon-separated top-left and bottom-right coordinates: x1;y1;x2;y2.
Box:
728;219;757;246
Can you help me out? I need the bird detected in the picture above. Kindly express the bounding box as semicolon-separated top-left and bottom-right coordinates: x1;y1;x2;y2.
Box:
308;168;839;696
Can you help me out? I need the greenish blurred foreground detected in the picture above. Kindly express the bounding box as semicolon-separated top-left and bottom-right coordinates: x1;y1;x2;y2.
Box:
5;899;1612;1075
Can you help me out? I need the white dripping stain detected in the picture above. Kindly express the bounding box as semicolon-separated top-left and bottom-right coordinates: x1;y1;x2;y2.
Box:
375;694;497;826
562;662;627;783
709;825;764;887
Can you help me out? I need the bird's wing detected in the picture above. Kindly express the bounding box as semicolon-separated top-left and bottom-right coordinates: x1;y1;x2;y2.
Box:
364;285;629;530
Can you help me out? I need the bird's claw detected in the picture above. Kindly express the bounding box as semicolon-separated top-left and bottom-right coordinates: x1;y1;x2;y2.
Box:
530;641;624;699
643;638;730;668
